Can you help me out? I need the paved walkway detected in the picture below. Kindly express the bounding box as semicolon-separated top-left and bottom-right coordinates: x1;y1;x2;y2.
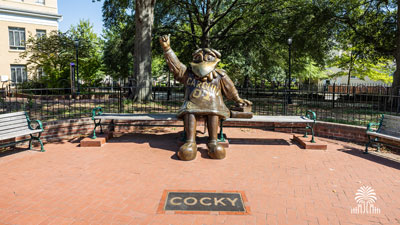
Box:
0;127;399;225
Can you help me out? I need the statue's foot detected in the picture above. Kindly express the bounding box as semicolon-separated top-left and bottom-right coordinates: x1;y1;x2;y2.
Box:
178;142;197;161
207;140;226;159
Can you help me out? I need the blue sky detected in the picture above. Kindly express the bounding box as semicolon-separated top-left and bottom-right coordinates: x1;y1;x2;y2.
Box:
58;0;104;35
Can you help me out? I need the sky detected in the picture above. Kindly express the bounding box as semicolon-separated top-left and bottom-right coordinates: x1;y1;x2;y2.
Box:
58;0;104;35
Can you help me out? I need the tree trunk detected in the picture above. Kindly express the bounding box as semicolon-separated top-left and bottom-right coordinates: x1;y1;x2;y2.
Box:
133;0;156;102
347;51;353;94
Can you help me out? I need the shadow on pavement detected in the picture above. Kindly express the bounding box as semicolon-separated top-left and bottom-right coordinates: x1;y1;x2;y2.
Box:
228;138;290;145
338;146;400;170
0;147;41;158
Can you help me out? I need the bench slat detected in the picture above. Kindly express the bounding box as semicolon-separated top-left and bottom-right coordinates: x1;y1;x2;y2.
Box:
379;115;400;137
0;129;41;141
0;122;29;133
0;111;25;119
0;114;27;123
367;131;400;142
94;113;178;121
94;114;314;123
0;118;29;127
227;116;313;123
0;126;35;136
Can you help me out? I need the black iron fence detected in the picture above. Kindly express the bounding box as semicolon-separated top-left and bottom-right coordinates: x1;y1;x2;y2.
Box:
1;83;399;126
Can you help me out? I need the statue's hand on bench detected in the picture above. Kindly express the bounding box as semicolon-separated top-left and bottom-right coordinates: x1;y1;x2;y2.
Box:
237;98;252;107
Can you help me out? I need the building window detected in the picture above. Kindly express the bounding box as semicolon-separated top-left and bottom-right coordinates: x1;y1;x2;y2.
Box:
11;65;27;84
37;67;45;78
9;27;26;50
36;29;46;38
35;0;45;5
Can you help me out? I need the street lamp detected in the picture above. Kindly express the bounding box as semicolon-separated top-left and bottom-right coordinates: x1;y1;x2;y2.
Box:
287;37;293;104
74;38;80;94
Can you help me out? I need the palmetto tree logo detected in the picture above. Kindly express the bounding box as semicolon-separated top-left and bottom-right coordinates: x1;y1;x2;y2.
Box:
351;186;380;214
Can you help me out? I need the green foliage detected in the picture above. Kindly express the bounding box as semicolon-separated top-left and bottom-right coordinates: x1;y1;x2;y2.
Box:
328;46;394;84
69;20;105;86
20;30;74;88
96;0;398;87
330;0;398;86
296;58;328;82
20;20;104;88
102;20;135;80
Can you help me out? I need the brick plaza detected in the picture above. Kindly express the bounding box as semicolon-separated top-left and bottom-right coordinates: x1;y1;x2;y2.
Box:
0;127;399;225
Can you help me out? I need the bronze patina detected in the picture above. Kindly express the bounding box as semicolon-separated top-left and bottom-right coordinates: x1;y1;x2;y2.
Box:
160;35;252;161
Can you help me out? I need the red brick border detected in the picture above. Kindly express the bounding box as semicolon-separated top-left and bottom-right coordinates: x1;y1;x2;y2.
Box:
29;117;369;147
157;190;250;215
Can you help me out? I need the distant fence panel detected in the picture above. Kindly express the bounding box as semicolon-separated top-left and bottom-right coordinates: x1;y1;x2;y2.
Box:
0;84;399;126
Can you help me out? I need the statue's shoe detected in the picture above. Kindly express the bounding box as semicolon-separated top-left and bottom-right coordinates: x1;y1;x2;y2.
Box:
178;142;197;161
207;140;226;159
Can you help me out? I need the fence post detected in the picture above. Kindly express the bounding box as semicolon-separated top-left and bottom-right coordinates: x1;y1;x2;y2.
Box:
283;89;287;115
397;87;400;113
119;87;122;113
332;83;336;109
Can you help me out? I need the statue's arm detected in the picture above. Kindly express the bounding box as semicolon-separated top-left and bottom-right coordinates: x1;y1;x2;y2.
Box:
218;69;252;106
160;35;187;84
163;49;187;83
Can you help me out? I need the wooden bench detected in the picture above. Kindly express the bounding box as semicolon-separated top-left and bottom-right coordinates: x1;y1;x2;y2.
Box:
0;111;45;152
91;107;317;143
365;114;400;153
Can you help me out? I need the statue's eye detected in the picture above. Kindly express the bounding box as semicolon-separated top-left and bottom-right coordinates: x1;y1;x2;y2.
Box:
193;54;202;62
205;54;215;61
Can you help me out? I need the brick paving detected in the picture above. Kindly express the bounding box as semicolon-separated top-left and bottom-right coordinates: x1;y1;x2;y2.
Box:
0;127;399;225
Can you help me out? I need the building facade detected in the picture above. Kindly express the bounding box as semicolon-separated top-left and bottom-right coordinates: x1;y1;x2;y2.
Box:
0;0;61;86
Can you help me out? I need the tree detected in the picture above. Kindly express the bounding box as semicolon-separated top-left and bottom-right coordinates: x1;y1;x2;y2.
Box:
20;20;104;88
329;49;394;84
102;23;134;81
20;30;74;88
96;0;156;102
134;0;156;101
69;20;105;86
331;0;398;88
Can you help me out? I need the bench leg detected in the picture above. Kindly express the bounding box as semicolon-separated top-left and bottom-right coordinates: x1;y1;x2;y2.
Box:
364;135;371;154
305;123;316;143
92;119;101;139
37;138;44;152
218;120;225;142
30;133;45;152
376;142;381;152
29;138;33;150
180;127;187;142
100;123;104;134
310;126;315;143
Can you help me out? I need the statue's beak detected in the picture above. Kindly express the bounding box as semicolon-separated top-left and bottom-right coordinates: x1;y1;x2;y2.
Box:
190;59;220;78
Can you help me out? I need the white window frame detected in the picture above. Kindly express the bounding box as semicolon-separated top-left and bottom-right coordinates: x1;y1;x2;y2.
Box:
36;29;46;38
9;27;26;50
11;65;27;85
35;0;45;5
37;67;46;78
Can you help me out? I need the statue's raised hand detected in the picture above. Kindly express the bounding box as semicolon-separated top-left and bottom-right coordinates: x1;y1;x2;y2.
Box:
159;34;171;51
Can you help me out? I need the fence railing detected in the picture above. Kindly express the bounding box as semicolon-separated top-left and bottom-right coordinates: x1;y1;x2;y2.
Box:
0;84;399;126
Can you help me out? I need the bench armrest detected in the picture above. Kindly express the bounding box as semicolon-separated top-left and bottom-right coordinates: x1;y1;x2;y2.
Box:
28;120;44;131
92;107;103;120
366;122;380;132
305;110;316;122
367;114;384;133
